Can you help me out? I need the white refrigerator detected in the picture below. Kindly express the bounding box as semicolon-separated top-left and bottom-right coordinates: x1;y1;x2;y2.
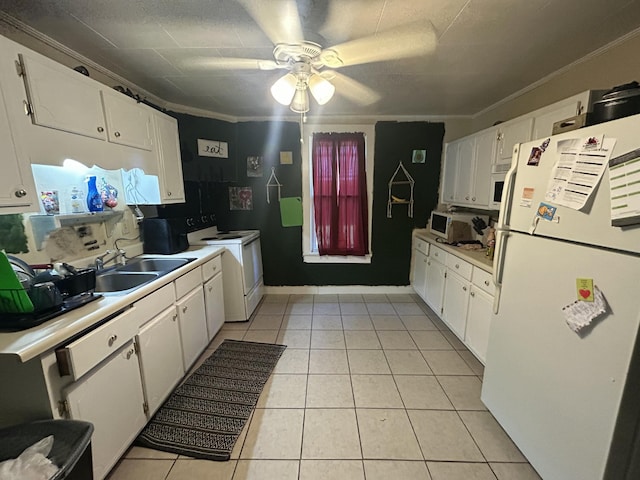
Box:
481;113;640;480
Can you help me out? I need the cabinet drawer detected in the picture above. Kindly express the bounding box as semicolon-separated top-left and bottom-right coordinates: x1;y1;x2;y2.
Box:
472;267;495;295
430;245;448;264
446;255;473;281
201;255;222;282
134;283;175;325
413;237;429;256
175;267;202;299
56;306;139;380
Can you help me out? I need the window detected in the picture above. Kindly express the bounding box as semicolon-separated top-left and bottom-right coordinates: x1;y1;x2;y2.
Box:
312;132;368;256
302;124;375;264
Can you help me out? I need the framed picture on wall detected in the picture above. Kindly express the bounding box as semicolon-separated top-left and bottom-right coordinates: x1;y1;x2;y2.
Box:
412;149;426;163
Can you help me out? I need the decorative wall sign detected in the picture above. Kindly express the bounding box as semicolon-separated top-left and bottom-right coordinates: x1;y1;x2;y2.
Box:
229;187;253;210
247;156;263;177
280;151;293;165
412;149;426;163
197;139;229;158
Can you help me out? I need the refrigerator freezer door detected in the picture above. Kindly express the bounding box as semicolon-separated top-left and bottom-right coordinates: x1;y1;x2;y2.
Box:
482;232;640;480
503;113;640;254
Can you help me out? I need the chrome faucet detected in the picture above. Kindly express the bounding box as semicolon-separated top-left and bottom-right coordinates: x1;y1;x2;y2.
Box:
94;249;127;270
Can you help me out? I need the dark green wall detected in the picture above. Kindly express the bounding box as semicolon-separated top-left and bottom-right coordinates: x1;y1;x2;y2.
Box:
170;112;444;286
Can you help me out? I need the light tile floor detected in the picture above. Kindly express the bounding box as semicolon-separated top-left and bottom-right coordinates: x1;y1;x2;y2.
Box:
107;294;541;480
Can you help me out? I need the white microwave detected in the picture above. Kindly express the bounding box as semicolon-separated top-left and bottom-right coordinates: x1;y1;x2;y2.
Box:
428;211;478;240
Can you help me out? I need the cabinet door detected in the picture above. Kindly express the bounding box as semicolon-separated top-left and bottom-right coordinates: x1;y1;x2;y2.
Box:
441;141;459;203
531;102;580;140
204;273;225;340
177;286;208;370
425;258;446;316
466;286;494;364
454;136;475;204
0;71;36;209
441;270;470;339
64;340;146;480
101;90;153;151
472;128;495;207
19;52;107;140
411;248;428;302
136;306;184;417
496;117;533;164
153;112;185;203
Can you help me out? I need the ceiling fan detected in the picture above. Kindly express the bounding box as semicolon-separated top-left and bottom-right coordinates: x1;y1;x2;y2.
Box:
184;0;437;114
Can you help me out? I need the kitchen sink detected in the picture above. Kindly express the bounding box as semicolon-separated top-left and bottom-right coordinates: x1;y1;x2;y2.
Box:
116;257;194;273
94;272;159;294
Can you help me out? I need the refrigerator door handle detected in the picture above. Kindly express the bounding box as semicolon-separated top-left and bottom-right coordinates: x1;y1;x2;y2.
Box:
496;144;520;230
492;229;509;313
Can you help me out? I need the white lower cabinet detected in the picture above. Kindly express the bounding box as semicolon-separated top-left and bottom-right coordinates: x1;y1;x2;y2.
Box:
425;256;447;315
136;306;184;417
466;286;494;363
63;340;146;480
442;271;470;339
176;286;208;370
413;234;496;364
204;273;225;340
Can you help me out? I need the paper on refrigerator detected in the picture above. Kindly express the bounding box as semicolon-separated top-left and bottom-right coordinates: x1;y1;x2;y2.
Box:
562;286;608;333
544;136;616;210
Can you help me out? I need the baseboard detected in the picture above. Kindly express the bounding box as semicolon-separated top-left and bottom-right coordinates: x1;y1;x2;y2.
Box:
263;285;415;295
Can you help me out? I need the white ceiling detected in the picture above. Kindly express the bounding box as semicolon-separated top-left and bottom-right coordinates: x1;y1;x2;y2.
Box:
1;0;640;119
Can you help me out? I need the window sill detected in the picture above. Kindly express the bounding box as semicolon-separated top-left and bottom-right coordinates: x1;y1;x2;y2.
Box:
303;253;372;264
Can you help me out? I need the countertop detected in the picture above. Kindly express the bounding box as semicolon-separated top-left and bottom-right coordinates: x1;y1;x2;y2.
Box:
413;229;494;272
0;245;225;363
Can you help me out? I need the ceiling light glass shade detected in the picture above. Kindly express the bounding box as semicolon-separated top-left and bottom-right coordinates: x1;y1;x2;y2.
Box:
270;73;297;105
290;88;310;113
308;74;335;105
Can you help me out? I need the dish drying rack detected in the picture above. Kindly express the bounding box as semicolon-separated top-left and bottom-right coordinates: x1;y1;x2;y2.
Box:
387;162;415;218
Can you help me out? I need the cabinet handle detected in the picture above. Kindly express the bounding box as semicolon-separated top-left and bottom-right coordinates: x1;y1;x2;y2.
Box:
114;131;121;137
172;314;178;321
167;191;172;196
108;334;118;346
14;189;27;198
470;291;475;297
465;195;470;200
455;264;459;269
427;261;431;266
463;286;467;292
182;306;188;313
422;258;427;264
97;126;104;133
484;280;490;286
472;197;476;201
126;348;134;359
213;265;217;271
208;286;213;292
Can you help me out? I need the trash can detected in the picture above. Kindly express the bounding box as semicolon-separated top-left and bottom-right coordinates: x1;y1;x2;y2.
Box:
0;419;93;479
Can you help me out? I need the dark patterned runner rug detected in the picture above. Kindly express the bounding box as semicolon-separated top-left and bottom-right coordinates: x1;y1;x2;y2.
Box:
135;339;287;461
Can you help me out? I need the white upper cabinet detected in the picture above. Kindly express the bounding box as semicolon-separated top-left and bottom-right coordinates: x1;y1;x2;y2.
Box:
472;128;495;206
18;51;107;141
0;52;37;211
101;89;153;151
150;109;185;203
453;136;475;204
495;116;533;166
441;141;459;204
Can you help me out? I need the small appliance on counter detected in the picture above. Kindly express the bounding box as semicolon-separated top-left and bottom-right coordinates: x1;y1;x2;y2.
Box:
429;210;488;243
141;218;189;254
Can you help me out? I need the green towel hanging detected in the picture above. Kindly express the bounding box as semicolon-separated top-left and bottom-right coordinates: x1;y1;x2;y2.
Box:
280;197;303;227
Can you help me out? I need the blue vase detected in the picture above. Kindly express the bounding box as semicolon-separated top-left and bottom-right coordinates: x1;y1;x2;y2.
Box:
86;176;103;212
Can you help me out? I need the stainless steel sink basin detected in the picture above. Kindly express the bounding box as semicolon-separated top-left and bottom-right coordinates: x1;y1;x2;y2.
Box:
116;257;194;273
94;272;159;294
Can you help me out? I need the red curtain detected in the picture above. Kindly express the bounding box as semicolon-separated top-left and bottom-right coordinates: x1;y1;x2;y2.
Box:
312;132;369;256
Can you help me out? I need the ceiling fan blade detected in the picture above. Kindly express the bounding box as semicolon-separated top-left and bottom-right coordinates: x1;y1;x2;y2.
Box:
324;71;381;106
181;57;283;71
237;0;304;45
328;21;437;67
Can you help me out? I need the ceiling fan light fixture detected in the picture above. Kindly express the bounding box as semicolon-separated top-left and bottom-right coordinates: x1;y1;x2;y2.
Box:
290;88;310;113
270;73;298;105
308;74;335;105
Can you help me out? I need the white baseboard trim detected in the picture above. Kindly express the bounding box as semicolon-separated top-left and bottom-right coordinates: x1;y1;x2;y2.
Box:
263;285;415;295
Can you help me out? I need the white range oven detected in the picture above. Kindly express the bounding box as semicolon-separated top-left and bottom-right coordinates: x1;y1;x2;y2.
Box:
189;228;264;322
